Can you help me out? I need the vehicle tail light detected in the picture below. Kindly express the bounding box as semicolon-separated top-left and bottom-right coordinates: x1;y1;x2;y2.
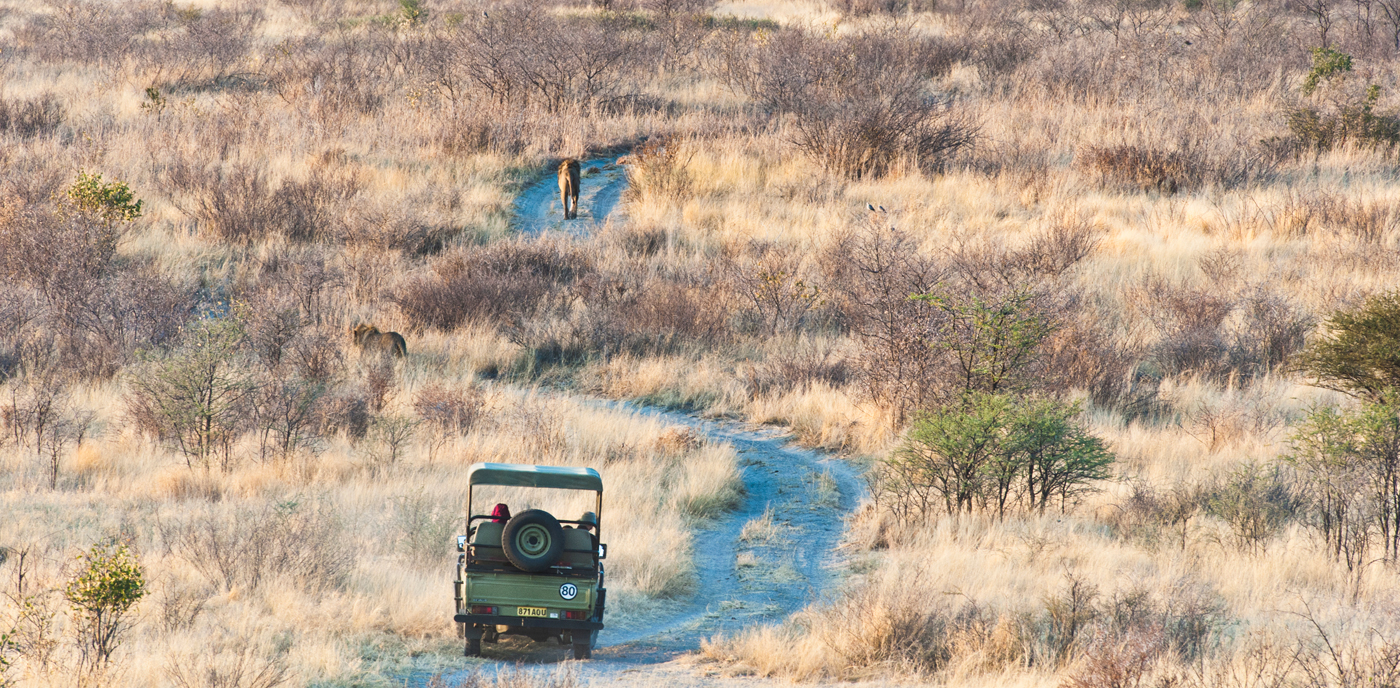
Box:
469;605;497;615
564;610;588;620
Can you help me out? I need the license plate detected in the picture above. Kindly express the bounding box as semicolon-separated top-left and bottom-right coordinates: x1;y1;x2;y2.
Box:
517;606;548;618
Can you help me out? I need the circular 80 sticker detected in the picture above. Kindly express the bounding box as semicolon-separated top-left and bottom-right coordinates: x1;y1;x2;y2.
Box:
559;583;578;600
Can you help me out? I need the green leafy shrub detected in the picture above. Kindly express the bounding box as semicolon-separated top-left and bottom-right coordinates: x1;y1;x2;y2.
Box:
1286;399;1400;571
126;316;254;471
0;626;15;686
66;171;142;227
1303;47;1353;96
1287;86;1400;154
64;541;146;668
1295;291;1400;403
875;392;1113;520
1286;49;1400;154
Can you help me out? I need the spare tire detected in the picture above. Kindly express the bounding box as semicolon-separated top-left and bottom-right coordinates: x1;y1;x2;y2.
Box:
501;509;564;572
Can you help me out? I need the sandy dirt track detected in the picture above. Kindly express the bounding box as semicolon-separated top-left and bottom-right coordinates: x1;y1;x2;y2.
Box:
511;156;630;235
406;170;874;687
418;402;869;686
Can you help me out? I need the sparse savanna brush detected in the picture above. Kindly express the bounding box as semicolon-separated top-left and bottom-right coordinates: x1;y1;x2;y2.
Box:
127;315;254;471
64;541;146;669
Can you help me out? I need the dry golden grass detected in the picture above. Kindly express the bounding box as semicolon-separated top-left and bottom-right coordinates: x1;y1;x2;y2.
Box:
0;364;740;684
3;0;1400;685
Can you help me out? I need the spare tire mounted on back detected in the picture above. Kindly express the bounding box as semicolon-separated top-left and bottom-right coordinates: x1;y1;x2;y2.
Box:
502;509;564;572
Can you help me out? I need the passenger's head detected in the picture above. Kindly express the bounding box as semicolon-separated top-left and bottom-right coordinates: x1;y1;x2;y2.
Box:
578;511;597;531
490;503;511;522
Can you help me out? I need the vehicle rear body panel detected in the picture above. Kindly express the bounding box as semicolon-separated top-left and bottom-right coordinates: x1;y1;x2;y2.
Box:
460;571;596;617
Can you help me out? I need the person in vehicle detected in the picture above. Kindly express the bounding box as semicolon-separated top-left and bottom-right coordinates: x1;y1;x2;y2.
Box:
578;511;597;535
490;503;511;523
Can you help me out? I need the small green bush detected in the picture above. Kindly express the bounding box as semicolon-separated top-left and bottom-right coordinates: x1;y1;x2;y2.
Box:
1287;86;1400;154
64;541;146;668
1295;291;1400;403
1303;47;1353;96
876;392;1113;520
66;170;142;227
1286;49;1400;154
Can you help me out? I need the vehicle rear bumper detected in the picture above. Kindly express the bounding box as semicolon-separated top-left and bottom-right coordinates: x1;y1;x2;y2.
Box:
454;614;602;631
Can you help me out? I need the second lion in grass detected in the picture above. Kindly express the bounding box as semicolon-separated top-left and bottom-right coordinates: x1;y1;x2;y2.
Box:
351;323;407;357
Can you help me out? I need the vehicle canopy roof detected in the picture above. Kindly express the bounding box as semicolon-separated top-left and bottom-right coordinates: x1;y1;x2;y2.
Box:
467;462;603;492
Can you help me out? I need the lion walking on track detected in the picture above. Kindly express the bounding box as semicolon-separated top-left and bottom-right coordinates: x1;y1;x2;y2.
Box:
559;159;581;220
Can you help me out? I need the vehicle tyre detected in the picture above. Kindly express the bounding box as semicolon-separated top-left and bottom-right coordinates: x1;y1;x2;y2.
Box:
465;638;481;657
572;632;592;660
501;509;564;573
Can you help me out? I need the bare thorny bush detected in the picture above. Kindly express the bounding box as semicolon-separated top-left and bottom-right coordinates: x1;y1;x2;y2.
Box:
157;502;352;594
718;23;976;178
431;3;647;114
0;188;188;381
817;215;1130;421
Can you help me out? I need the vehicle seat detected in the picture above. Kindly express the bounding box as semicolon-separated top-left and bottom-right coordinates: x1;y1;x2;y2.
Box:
471;521;509;564
560;527;596;570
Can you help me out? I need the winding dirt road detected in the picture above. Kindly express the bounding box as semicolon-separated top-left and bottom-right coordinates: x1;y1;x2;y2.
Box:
417;169;869;687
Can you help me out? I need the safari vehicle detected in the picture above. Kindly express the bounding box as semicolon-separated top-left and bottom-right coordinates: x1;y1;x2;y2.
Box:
453;462;607;660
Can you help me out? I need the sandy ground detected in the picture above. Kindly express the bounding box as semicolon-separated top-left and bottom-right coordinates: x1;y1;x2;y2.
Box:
410;399;872;687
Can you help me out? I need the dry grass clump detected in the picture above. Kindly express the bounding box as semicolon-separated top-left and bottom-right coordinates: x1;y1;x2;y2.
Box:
1078;145;1204;195
704;508;1400;685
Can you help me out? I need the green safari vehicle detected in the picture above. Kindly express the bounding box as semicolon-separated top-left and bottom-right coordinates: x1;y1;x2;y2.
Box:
453;462;607;660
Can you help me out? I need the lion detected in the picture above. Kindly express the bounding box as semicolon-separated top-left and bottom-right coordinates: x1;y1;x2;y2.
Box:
558;158;581;220
350;324;407;357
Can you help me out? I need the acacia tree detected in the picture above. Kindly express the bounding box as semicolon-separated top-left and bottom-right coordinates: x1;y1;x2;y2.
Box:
1287;400;1400;569
1016;398;1114;514
1292;292;1400;567
876;392;1113;521
1296;291;1400;404
128;316;253;471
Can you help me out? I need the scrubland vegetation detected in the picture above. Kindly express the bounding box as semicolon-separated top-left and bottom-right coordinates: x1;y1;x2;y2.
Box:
3;0;1400;685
